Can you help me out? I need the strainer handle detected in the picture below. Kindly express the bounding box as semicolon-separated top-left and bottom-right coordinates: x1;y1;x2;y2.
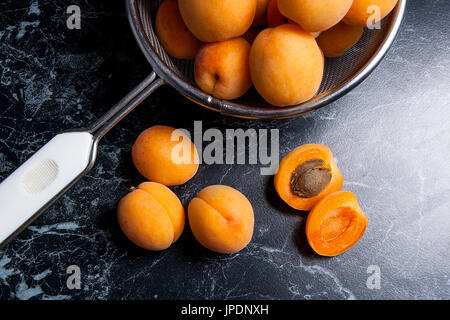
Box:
0;131;96;248
0;72;164;249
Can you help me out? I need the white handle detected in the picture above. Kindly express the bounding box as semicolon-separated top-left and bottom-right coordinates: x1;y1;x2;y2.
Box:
0;131;94;246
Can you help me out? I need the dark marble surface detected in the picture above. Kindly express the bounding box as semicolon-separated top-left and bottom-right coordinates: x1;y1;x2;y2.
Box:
0;0;449;300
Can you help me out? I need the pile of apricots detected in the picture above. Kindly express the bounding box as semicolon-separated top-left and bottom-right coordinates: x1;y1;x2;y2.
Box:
155;0;399;106
117;126;368;257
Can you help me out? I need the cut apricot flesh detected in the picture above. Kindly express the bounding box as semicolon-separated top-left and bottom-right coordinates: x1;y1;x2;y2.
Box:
306;191;368;256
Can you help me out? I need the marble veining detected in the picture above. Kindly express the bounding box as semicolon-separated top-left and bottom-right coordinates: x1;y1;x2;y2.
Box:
0;0;449;300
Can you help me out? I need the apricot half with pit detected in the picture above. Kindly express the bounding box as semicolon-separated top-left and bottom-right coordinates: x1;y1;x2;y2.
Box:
274;144;343;211
188;185;254;254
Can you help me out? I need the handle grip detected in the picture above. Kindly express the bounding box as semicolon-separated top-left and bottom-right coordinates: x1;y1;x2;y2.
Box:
0;131;95;247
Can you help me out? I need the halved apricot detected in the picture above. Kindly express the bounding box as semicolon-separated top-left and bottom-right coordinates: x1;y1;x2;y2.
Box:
274;144;343;211
306;191;368;256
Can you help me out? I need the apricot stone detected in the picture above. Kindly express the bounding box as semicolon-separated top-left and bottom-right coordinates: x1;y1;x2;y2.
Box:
194;38;252;100
343;0;399;27
188;185;254;254
155;0;202;59
278;0;354;32
132;125;199;186
317;22;364;57
250;24;324;107
117;182;185;251
178;0;257;42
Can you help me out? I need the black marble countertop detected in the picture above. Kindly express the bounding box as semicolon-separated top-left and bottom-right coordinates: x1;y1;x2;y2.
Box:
0;0;449;300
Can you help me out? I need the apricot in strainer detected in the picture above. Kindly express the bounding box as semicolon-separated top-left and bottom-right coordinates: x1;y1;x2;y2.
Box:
155;0;202;59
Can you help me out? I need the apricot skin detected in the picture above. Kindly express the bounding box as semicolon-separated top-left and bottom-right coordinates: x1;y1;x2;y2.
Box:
178;0;257;42
117;182;185;251
317;22;364;57
188;185;254;254
278;0;354;32
155;0;202;59
343;0;399;27
194;38;252;100
250;24;324;107
132;126;199;186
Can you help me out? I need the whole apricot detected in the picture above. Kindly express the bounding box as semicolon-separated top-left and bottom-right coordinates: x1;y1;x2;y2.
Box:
250;24;324;107
253;0;270;26
117;182;185;251
188;185;254;254
278;0;354;32
132;125;199;186
178;0;257;42
155;0;202;59
317;22;364;57
343;0;399;27
194;38;252;100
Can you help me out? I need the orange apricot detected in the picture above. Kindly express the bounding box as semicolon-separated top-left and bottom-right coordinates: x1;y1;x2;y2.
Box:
278;0;354;32
155;0;203;59
343;0;399;27
250;24;324;107
274;144;343;211
306;191;368;256
253;0;270;26
117;182;185;251
194;38;252;100
132;125;199;186
317;22;364;57
267;0;289;27
178;0;257;42
188;185;254;254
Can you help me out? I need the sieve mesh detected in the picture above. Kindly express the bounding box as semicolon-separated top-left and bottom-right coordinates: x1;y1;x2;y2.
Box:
131;0;402;116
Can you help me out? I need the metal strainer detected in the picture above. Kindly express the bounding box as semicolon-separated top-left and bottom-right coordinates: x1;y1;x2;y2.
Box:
0;0;405;248
128;0;406;119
